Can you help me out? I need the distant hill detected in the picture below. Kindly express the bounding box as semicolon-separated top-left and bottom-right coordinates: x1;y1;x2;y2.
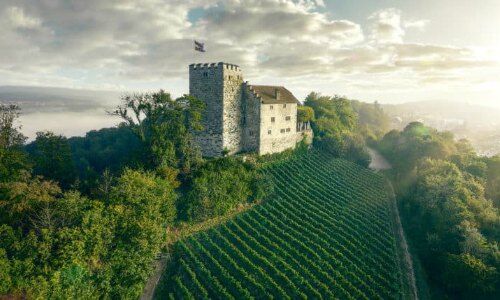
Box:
0;85;120;114
382;100;500;156
0;86;122;139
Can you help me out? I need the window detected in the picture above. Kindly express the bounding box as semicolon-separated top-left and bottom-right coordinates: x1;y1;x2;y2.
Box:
249;130;254;136
280;129;285;133
286;128;291;132
285;116;291;121
203;72;208;77
268;129;272;135
271;117;275;122
270;105;274;110
283;104;287;108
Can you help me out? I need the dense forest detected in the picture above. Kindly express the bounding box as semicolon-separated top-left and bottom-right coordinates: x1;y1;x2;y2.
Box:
1;90;498;299
378;123;500;299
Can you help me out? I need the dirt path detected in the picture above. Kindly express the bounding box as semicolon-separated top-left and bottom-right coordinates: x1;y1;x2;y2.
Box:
140;254;169;300
367;147;392;171
387;181;419;300
368;147;418;299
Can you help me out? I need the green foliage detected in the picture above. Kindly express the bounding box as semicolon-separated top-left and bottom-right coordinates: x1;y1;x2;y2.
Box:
350;100;390;142
442;253;498;298
181;157;267;222
0;248;11;294
0;166;177;298
0;172;61;231
67;125;145;193
304;92;370;166
157;151;404;299
113;90;205;174
106;169;177;298
0;104;29;183
378;122;457;177
26;131;77;189
485;155;500;208
296;105;314;123
378;122;500;298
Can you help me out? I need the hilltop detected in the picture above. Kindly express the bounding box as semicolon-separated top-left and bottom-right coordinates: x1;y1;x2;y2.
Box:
382;100;500;156
155;151;415;299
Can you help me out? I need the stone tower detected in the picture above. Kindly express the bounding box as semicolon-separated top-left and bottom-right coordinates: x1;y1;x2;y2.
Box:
189;62;244;157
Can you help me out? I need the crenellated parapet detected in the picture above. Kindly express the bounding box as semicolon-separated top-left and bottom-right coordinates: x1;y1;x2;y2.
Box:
189;62;241;72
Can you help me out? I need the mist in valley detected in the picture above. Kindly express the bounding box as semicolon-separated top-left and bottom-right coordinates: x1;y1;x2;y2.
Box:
2;85;499;156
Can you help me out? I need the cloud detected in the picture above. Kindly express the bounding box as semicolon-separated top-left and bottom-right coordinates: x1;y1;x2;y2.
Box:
195;0;363;47
5;6;41;29
404;19;430;31
0;0;497;101
368;8;404;44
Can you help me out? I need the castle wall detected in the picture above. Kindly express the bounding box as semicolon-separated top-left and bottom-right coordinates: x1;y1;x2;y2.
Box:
259;102;298;155
190;62;244;157
190;62;305;157
241;84;261;152
221;65;244;154
189;63;224;157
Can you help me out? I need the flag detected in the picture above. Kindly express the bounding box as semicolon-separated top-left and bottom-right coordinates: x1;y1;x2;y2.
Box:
194;40;205;52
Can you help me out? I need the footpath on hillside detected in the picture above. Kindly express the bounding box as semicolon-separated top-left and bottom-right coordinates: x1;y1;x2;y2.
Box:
367;147;392;171
368;147;418;300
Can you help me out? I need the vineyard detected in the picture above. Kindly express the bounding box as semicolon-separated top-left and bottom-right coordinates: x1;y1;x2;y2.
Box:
156;151;406;299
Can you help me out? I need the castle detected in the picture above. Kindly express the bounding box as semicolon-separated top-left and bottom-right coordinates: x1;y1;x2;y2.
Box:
189;62;311;157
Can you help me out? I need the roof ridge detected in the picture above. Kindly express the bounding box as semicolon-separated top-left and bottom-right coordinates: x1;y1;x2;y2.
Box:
246;85;299;104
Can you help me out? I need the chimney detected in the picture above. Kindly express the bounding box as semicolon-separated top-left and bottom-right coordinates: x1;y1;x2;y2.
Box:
275;88;280;100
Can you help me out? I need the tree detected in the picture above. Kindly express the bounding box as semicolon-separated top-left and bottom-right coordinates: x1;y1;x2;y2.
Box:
106;169;176;298
297;105;314;123
485;156;500;208
66;125;144;196
0;104;29;183
181;157;264;222
351;100;390;141
26;131;77;189
112;91;205;175
442;253;498;298
304;92;369;166
0;248;11;294
0;172;61;231
379;122;457;179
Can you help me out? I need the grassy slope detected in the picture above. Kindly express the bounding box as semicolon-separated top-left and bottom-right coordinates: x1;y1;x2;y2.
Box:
155;151;405;299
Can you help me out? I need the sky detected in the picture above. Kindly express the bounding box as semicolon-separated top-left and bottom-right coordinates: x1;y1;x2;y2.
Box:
1;0;500;114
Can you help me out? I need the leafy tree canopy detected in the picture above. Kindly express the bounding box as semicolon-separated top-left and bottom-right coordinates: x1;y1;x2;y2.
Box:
112;90;205;174
304;92;370;166
26;131;77;189
0;104;29;182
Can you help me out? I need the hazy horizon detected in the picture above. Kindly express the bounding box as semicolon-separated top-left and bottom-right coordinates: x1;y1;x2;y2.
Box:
1;0;499;149
2;84;499;149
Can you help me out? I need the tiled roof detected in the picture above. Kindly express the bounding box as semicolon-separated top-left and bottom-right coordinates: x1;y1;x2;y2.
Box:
247;85;299;104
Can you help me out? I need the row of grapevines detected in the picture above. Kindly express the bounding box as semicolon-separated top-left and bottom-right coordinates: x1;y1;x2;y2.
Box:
157;151;404;299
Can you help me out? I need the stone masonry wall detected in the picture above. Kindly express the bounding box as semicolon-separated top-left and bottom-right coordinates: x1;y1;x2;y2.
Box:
259;102;298;155
241;84;261;152
190;62;244;157
189;63;225;157
221;65;244;155
190;62;305;157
